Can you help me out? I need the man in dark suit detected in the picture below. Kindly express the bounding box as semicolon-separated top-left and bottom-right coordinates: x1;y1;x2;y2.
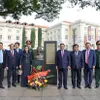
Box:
56;43;70;89
5;44;18;88
15;42;23;83
83;42;96;89
95;40;100;88
70;44;84;89
0;42;6;89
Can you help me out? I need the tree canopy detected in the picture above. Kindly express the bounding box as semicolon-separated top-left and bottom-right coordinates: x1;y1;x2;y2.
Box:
0;0;65;22
1;0;99;22
68;0;100;10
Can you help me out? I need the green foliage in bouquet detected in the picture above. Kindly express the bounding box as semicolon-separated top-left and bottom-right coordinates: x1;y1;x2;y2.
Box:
36;65;42;71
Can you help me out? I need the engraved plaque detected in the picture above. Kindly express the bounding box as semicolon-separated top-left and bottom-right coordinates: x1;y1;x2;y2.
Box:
46;44;55;64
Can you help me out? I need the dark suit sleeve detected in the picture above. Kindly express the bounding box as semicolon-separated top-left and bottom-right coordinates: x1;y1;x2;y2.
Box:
19;49;23;66
67;51;71;66
81;51;84;68
30;53;33;65
6;51;8;67
20;53;23;66
3;50;6;68
31;49;34;60
15;51;19;67
70;52;72;68
93;50;96;66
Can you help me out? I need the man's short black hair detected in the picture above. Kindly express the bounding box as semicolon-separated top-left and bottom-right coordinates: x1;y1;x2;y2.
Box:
73;44;79;48
15;42;20;46
26;40;31;44
96;40;100;45
60;43;65;46
85;42;91;45
0;42;3;45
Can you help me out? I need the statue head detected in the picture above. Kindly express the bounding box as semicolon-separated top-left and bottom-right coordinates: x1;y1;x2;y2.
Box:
37;47;42;55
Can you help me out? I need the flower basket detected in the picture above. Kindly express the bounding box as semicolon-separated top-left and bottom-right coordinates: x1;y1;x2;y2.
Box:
27;65;53;90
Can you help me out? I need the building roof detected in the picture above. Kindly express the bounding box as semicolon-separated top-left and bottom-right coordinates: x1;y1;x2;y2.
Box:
34;25;48;28
72;19;100;27
63;21;72;24
0;21;48;28
46;20;71;30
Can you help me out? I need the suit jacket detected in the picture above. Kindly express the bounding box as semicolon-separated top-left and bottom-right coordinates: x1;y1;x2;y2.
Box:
95;50;100;69
15;48;23;66
20;51;32;66
6;50;18;69
83;49;96;68
56;50;70;69
1;49;6;68
70;51;84;69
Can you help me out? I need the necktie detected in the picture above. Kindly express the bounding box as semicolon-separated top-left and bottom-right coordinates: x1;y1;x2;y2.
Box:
86;50;88;64
61;50;64;57
11;50;14;56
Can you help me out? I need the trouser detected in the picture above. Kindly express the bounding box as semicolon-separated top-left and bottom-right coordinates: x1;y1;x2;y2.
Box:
17;75;21;83
17;68;21;83
95;68;100;87
7;68;16;85
71;68;81;87
84;64;93;86
58;68;68;88
0;64;4;86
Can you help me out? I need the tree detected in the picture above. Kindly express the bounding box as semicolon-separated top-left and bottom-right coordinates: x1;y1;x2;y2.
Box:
0;0;65;22
68;0;100;10
38;28;42;47
22;27;26;49
30;28;35;48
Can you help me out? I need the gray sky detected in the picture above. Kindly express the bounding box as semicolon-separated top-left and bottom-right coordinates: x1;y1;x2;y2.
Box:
0;2;100;26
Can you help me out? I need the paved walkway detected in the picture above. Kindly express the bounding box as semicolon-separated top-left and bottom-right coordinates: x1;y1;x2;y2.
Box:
0;78;100;100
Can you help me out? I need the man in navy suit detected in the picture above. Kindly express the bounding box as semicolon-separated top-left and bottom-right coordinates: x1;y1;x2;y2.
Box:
56;43;70;89
0;42;6;89
83;42;96;89
5;44;18;88
70;44;84;89
15;42;23;83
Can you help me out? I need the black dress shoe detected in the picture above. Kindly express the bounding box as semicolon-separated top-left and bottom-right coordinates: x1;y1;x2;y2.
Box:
95;86;99;88
64;87;68;89
85;85;88;88
12;84;16;87
88;85;91;89
73;86;75;89
77;86;81;89
8;85;11;88
58;86;61;89
0;86;5;89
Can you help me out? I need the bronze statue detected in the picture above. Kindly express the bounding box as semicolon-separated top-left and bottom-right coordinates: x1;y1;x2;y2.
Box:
35;47;43;60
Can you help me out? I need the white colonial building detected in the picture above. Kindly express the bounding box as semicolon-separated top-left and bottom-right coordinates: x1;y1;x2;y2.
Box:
71;20;100;50
46;20;100;50
0;20;100;50
46;21;72;50
0;21;48;49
